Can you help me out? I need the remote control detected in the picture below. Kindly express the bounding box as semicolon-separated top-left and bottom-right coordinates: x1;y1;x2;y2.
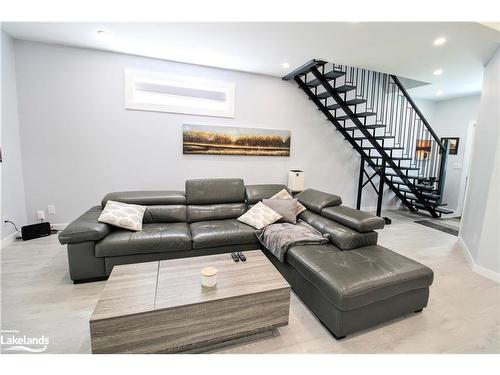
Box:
231;252;239;262
237;252;246;261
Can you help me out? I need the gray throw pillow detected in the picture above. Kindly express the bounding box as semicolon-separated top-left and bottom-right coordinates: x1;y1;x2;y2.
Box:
262;198;298;224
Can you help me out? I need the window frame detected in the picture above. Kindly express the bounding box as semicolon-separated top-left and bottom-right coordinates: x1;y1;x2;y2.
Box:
124;68;236;118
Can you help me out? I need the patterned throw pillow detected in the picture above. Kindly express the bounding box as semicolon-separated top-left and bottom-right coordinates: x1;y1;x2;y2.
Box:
98;200;147;231
270;189;307;215
237;202;282;230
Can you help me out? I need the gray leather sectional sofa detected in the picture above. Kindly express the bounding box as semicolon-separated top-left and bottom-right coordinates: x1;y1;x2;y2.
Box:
59;178;433;339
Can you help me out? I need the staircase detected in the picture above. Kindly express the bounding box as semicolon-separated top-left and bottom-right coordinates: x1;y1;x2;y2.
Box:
284;60;452;218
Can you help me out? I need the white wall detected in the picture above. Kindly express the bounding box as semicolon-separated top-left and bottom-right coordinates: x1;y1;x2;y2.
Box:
413;98;436;124
1;31;27;241
460;47;500;277
432;95;481;211
13;40;387;225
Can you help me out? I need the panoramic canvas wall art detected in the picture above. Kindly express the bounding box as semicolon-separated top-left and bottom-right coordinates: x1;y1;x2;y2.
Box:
183;124;291;156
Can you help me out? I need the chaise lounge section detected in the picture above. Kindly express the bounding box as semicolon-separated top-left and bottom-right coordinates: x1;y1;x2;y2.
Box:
58;178;433;339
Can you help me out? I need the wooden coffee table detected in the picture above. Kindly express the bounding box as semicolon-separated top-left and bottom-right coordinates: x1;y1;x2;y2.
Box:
89;250;290;353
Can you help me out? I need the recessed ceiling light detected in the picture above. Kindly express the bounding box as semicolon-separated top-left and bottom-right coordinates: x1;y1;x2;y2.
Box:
282;62;290;69
97;29;110;35
436;90;443;96
433;37;446;46
433;69;443;76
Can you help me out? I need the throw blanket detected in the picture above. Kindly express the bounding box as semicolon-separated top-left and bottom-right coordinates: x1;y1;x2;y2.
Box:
256;220;329;262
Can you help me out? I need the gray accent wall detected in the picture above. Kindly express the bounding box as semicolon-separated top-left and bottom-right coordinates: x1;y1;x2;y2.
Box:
13;40;387;225
460;47;500;276
1;31;27;240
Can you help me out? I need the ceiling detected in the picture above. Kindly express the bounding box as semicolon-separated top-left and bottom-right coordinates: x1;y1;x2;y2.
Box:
3;22;499;101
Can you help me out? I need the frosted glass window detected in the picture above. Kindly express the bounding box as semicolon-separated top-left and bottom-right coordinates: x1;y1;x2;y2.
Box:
125;69;235;118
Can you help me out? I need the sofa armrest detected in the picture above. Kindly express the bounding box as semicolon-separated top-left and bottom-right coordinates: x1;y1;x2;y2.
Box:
321;206;385;232
58;206;111;245
296;189;342;214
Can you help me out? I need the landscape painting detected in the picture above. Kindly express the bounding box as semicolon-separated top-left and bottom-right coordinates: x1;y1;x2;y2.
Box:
415;139;432;161
183;124;291;156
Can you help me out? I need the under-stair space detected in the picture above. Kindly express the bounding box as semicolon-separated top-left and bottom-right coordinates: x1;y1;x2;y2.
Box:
284;60;453;218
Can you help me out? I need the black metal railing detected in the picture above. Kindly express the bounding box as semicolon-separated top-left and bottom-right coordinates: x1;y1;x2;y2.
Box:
303;62;449;196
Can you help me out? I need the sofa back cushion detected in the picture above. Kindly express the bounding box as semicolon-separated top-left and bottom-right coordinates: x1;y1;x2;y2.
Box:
143;205;187;223
245;184;289;205
185;179;247;222
101;191;188;223
102;191;186;207
186;178;246;205
188;203;247;223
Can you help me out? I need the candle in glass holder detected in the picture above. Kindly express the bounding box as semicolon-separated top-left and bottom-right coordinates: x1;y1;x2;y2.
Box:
201;266;217;288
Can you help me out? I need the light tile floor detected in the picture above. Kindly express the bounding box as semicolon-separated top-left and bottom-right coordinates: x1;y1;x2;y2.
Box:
1;209;498;354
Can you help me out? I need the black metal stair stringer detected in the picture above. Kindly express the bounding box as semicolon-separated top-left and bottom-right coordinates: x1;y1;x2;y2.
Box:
293;75;415;212
283;59;327;81
308;66;439;216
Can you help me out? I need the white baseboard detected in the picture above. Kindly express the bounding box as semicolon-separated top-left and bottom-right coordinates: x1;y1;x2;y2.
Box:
458;237;475;267
51;223;68;231
457;237;500;283
1;231;21;249
360;206;399;213
1;223;68;250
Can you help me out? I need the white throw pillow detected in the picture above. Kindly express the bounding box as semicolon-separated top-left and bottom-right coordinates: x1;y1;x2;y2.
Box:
270;189;307;215
237;202;282;230
98;200;147;231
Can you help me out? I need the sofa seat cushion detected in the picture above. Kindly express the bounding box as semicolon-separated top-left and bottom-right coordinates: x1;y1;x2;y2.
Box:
321;206;385;232
285;244;434;311
95;223;191;257
190;219;259;249
300;211;378;250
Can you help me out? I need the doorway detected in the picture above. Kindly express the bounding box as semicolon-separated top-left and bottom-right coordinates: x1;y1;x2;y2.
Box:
455;121;477;219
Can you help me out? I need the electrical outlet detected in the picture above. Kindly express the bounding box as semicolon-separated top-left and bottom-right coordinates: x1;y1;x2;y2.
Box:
37;210;45;220
48;205;56;215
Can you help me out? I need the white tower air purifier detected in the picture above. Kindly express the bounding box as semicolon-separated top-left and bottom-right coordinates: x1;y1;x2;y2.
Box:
288;170;304;193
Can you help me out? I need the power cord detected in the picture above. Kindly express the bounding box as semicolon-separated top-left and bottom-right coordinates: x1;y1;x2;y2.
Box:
4;220;20;232
4;220;23;240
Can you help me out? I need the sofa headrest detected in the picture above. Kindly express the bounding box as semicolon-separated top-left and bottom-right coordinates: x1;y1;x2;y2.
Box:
185;178;245;205
296;188;342;214
245;184;289;205
101;191;186;208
